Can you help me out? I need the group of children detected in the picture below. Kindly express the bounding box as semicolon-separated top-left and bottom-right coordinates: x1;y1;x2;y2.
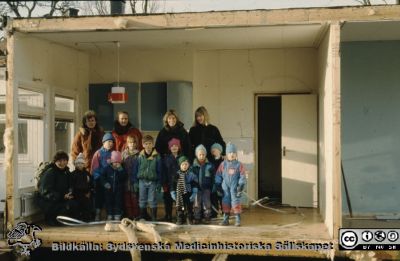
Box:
70;132;247;226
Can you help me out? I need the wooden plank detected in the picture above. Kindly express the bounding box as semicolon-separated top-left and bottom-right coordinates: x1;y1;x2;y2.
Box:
331;22;342;240
36;208;335;258
9;5;400;33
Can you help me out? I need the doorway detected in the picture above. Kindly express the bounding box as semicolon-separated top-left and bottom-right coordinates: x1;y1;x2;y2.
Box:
257;94;318;207
257;96;282;201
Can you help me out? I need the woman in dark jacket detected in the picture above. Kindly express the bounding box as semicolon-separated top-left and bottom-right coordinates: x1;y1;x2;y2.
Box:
189;106;226;161
155;110;191;221
36;151;78;225
155;110;191;158
71;110;104;172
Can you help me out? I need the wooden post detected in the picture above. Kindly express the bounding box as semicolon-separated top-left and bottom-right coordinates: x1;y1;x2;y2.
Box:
5;28;16;230
331;22;342;240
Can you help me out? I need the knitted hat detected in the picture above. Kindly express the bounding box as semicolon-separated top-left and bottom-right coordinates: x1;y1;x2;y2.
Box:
74;153;85;166
102;132;114;143
226;142;237;154
168;138;181;150
211;143;223;153
195;144;207;156
178;156;189;166
110;151;122;163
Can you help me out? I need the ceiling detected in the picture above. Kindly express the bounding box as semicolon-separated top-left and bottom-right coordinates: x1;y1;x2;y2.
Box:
341;21;400;42
30;24;326;52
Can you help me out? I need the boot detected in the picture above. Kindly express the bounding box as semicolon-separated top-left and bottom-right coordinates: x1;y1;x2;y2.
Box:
235;214;241;227
219;213;229;226
138;208;148;221
95;209;101;221
151;208;157;222
176;211;184;225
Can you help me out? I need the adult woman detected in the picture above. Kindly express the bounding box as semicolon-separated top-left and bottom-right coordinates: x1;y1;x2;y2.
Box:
155;109;191;221
36;151;78;225
189;106;226;161
155;109;191;158
71;110;104;172
112;111;143;152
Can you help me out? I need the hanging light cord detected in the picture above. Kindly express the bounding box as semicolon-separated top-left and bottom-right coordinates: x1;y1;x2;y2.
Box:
116;41;120;87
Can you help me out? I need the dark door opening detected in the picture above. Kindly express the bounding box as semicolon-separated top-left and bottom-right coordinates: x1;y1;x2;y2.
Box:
257;96;282;201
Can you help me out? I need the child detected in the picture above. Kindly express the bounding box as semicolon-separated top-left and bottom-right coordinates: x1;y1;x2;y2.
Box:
162;138;182;222
122;136;140;219
215;143;247;226
71;153;92;221
191;144;214;224
170;156;198;225
91;132;115;221
101;151;126;220
134;135;162;221
210;143;224;218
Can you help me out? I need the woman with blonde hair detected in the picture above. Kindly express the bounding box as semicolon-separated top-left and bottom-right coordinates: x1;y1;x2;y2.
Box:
189;106;225;161
155;109;191;158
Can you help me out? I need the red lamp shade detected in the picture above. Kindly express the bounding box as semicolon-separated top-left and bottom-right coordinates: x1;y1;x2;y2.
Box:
108;86;128;104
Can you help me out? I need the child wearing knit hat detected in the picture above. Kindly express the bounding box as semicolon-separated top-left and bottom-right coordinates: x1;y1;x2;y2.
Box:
215;142;247;226
101;151;126;220
161;138;182;222
70;153;92;221
170;156;198;225
209;143;224;218
191;144;215;224
91;132;115;221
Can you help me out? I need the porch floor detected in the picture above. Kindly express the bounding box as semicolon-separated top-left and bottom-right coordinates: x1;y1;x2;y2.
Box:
37;207;335;258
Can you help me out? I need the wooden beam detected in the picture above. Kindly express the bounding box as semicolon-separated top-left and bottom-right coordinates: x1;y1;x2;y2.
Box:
9;5;400;33
5;29;16;230
331;22;342;240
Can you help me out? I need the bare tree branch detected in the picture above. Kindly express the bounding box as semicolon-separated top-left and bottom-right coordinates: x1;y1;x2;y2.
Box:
129;0;138;14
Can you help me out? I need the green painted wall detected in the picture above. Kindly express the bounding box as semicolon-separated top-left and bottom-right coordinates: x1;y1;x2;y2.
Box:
341;41;400;215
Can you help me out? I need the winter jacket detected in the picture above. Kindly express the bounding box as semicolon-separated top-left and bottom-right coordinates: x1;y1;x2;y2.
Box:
91;147;113;180
71;169;91;197
38;163;71;202
170;169;198;194
112;122;143;152
155;122;192;159
71;127;104;171
162;153;181;188
189;124;226;160
215;160;246;189
209;157;224;173
100;165;126;193
122;148;139;191
191;159;214;191
134;149;162;183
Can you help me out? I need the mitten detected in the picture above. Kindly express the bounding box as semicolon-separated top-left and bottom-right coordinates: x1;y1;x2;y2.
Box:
170;191;176;201
190;187;198;202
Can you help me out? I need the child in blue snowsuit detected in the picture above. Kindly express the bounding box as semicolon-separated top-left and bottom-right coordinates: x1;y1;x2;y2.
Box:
191;144;214;224
101;151;126;220
215;143;246;226
91;132;115;221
